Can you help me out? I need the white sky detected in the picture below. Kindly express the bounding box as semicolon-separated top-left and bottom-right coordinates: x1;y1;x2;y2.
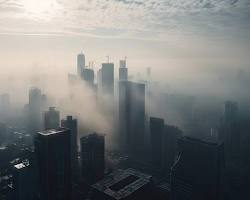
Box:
0;0;250;81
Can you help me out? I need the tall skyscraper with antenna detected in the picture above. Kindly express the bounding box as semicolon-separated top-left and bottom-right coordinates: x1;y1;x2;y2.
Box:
77;52;85;76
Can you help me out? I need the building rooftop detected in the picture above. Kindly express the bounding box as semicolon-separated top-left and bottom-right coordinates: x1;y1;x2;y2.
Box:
92;168;152;200
14;160;29;170
38;128;67;136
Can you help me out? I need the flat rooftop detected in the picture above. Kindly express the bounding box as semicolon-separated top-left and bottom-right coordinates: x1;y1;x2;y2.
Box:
38;128;67;136
14;160;29;170
92;168;152;200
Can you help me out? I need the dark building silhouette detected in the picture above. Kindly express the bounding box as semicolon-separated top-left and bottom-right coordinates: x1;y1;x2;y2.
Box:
119;60;128;81
170;136;225;200
0;122;7;144
61;116;78;180
92;168;153;200
119;81;145;154
12;160;33;200
28;87;42;134
44;107;60;130
34;128;71;200
150;117;164;166
223;101;238;122
219;101;240;162
80;133;105;184
77;52;85;76
81;68;95;87
150;117;182;173
162;124;182;174
41;94;47;111
101;63;114;96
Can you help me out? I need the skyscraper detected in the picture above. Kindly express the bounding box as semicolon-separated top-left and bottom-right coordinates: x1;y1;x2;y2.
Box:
44;107;60;130
61;116;78;180
162;124;182;174
34;128;71;200
12;160;34;200
223;101;238;122
77;52;85;76
171;136;225;200
80;133;105;184
150;117;164;166
119;60;128;81
150;117;182;173
101;63;114;96
28;87;42;134
81;68;95;87
219;101;240;162
119;81;145;155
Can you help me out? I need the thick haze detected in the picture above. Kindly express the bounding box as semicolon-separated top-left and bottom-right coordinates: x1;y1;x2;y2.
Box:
0;0;250;101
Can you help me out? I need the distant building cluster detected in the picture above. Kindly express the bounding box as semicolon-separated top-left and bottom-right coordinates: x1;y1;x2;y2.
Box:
0;51;250;200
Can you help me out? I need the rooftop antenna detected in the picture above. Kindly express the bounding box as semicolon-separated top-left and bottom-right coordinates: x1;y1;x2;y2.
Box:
106;56;110;63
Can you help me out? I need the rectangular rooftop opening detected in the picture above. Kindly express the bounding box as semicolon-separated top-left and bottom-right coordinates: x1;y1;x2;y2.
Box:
110;175;139;191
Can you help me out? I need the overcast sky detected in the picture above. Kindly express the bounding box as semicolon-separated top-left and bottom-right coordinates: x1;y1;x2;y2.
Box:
0;0;250;81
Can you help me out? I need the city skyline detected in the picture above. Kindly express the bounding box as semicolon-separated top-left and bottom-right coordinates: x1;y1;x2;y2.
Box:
0;0;250;82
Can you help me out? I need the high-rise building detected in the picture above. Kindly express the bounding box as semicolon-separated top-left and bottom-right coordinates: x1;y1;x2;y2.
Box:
81;68;95;87
150;117;182;173
219;101;240;162
80;133;105;184
12;160;34;200
119;60;128;81
120;60;126;68
101;63;114;96
170;136;225;200
28;87;42;134
119;81;145;154
77;52;85;76
61;116;78;180
44;107;60;130
0;122;7;145
150;117;164;166
162;125;182;174
223;101;238;122
34;128;71;200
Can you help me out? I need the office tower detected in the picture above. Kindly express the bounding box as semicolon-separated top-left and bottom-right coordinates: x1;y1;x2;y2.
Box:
120;59;126;68
223;101;238;122
162;124;182;174
81;68;95;87
80;133;105;184
61;116;78;180
170;137;225;200
219;101;239;162
119;60;128;81
150;117;164;166
12;160;33;200
77;52;85;76
34;128;71;200
119;81;145;154
92;168;153;200
44;107;60;130
41;94;47;111
101;63;114;96
0;122;7;144
28;87;42;134
149;117;182;173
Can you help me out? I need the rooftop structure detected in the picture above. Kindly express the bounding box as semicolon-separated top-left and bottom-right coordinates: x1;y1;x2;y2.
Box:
92;168;152;200
37;128;67;136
